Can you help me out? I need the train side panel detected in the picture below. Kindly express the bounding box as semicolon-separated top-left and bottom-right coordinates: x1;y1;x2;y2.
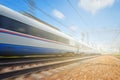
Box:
0;28;77;56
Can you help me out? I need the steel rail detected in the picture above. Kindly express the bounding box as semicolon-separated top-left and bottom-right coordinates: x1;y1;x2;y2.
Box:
0;56;80;68
0;56;97;80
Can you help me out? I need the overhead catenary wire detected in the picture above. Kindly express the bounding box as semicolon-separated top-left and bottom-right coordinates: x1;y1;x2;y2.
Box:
2;0;75;37
67;0;90;43
25;0;120;46
43;0;90;42
24;0;84;40
67;0;120;47
67;0;88;26
24;0;68;29
42;0;87;41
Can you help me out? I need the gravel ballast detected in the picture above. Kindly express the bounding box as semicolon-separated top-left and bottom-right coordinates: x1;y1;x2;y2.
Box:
43;55;120;80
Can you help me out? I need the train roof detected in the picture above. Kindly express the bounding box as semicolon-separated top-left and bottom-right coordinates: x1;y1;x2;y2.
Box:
0;4;74;40
21;12;60;31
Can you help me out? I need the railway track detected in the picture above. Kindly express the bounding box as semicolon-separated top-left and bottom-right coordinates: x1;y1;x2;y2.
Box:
0;56;97;80
0;56;78;68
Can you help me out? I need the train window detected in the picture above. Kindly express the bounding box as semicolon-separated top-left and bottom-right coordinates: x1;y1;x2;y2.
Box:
0;15;28;34
10;20;28;34
29;27;47;39
29;27;69;44
0;16;1;26
0;15;11;29
0;15;69;44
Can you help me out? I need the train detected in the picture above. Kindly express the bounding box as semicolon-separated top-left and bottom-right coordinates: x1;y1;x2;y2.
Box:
0;4;93;56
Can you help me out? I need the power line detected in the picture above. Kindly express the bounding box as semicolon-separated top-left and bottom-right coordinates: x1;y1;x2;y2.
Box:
67;0;88;26
27;0;36;15
24;0;82;39
43;0;94;44
24;0;84;39
24;0;93;44
24;0;69;28
42;0;85;40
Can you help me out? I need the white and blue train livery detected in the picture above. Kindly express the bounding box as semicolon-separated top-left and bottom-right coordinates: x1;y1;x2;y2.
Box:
0;5;80;56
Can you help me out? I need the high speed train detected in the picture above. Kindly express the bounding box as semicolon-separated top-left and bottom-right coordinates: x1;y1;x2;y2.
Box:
0;5;82;56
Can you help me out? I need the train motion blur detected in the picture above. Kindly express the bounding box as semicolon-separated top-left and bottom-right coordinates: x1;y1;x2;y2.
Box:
0;5;92;56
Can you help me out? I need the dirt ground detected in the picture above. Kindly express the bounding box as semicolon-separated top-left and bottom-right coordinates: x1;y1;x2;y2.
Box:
43;55;120;80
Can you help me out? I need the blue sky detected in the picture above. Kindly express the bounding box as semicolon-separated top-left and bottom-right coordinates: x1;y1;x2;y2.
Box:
0;0;120;52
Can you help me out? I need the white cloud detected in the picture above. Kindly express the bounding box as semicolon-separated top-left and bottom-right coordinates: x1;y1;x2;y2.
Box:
79;0;116;14
53;9;65;19
69;26;78;32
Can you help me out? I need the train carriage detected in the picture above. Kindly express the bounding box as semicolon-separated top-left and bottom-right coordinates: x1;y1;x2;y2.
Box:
0;5;79;56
